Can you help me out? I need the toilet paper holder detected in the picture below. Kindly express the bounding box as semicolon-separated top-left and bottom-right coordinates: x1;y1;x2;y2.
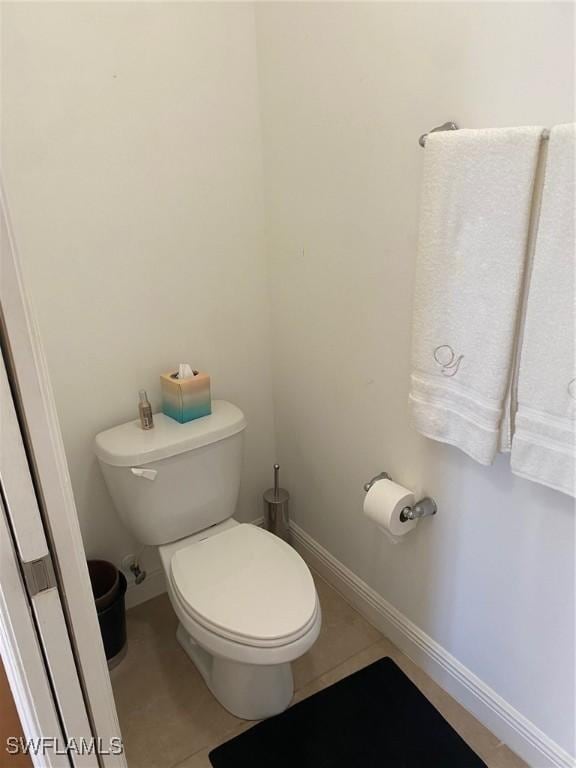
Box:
363;472;438;522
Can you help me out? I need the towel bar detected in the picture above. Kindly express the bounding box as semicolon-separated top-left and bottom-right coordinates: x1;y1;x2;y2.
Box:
419;121;551;147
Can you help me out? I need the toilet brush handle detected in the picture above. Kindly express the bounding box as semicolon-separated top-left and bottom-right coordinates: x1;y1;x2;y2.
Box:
274;464;280;498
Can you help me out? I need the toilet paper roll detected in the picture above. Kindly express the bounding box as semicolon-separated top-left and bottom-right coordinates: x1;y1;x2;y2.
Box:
363;479;417;537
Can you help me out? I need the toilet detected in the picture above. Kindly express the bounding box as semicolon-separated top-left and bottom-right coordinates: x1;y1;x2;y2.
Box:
94;400;321;719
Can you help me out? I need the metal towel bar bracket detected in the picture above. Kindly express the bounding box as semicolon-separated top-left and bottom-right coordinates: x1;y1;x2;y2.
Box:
419;121;458;147
419;120;551;147
363;471;438;523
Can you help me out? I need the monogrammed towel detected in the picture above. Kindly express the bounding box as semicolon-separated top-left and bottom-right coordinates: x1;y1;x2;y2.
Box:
410;126;544;464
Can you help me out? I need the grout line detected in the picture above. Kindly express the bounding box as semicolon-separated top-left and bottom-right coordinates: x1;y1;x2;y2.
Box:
294;636;386;697
168;719;249;768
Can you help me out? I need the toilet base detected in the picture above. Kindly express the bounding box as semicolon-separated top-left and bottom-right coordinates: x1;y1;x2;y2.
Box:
176;623;294;720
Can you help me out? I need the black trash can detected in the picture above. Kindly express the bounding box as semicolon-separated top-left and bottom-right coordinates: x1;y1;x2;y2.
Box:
87;560;127;670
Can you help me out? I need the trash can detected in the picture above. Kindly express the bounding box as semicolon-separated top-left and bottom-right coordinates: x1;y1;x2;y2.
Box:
87;560;127;670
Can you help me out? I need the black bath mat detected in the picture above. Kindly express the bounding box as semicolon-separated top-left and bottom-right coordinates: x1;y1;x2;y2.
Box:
209;657;487;767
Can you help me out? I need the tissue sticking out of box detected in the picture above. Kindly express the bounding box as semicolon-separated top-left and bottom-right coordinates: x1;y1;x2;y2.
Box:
161;368;211;423
178;363;195;380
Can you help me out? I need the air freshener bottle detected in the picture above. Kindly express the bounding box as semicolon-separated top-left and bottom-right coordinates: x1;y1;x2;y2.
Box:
138;390;154;430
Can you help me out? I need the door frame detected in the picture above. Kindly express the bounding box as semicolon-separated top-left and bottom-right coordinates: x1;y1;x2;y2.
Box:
0;491;69;768
1;339;97;767
0;179;126;768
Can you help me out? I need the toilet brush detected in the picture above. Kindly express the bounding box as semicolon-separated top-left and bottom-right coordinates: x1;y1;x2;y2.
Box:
263;464;290;543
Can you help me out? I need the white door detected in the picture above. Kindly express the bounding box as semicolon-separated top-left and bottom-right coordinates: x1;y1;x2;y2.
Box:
1;181;126;767
0;490;68;768
0;344;101;767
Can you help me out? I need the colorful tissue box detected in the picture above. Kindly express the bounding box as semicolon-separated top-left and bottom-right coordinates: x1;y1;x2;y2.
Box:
160;371;212;423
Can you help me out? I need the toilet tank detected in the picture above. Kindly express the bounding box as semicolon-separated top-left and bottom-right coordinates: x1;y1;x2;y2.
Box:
94;400;247;546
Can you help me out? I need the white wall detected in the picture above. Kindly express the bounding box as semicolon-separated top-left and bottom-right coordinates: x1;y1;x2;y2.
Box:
255;1;575;756
2;0;574;759
1;3;276;577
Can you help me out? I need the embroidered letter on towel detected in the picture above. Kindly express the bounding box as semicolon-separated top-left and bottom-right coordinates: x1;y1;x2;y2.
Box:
511;124;576;496
410;126;544;465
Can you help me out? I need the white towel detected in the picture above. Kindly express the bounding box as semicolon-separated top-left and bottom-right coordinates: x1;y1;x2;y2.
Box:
410;127;544;465
511;124;576;496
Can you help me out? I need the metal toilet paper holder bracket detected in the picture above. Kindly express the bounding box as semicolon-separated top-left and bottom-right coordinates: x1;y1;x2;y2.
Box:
363;472;438;523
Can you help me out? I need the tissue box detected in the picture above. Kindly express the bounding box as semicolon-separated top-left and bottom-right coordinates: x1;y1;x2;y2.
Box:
160;370;212;423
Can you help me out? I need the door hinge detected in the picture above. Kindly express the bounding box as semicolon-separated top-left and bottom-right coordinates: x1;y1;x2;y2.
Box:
22;554;57;597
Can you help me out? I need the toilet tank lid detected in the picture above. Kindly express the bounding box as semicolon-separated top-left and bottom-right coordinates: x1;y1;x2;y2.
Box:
94;400;246;467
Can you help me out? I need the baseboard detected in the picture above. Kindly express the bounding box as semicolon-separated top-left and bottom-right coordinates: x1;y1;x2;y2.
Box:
124;567;166;610
290;521;575;768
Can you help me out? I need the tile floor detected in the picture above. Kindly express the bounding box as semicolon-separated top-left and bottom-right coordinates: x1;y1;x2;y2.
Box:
111;574;527;768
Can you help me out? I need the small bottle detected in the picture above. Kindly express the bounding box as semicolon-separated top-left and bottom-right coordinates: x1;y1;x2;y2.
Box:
138;390;154;430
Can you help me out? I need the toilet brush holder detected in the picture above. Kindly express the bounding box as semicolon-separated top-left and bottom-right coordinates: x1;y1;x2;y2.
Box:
263;464;290;544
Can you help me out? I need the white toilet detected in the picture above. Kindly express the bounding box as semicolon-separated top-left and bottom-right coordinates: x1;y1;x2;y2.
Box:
94;400;321;719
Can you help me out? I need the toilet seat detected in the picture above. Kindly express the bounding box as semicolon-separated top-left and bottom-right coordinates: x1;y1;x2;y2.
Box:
170;524;318;648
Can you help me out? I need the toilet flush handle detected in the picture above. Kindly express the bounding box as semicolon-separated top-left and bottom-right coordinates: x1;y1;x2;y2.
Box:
130;467;157;481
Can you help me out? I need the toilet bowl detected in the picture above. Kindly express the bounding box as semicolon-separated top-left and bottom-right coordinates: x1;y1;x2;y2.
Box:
94;401;321;719
159;520;321;719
